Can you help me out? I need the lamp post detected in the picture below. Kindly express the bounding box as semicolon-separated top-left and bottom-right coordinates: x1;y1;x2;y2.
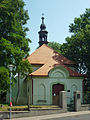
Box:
8;64;13;119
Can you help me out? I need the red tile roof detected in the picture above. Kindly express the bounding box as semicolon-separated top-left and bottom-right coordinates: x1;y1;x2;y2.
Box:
27;44;83;77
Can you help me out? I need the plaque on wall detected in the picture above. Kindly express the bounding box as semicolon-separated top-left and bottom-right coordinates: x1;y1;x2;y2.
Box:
77;94;80;99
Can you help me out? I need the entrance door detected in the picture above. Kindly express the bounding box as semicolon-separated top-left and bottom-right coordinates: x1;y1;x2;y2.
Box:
52;83;64;105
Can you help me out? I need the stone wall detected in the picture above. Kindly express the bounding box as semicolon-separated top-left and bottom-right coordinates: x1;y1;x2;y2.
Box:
81;104;90;111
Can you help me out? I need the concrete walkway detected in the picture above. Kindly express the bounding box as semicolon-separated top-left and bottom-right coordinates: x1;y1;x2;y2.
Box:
12;111;90;120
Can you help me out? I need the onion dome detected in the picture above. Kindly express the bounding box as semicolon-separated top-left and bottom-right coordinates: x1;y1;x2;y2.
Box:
40;17;46;30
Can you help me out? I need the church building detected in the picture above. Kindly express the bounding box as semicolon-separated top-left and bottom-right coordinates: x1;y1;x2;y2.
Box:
7;16;84;105
26;16;84;105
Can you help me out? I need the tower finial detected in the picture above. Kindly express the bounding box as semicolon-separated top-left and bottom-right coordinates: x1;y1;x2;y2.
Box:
41;13;44;24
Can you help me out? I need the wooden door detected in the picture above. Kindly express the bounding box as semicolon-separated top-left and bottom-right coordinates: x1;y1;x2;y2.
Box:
52;84;64;105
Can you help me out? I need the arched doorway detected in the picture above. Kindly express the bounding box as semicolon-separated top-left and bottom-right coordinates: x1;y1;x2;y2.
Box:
52;83;64;105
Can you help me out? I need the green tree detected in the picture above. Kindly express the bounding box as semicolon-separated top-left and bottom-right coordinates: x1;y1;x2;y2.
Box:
0;0;32;100
60;8;90;74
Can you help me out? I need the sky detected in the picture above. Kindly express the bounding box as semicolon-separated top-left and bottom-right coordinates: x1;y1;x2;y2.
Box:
23;0;90;54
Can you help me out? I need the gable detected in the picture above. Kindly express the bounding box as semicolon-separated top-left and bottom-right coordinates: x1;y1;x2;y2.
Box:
49;66;69;78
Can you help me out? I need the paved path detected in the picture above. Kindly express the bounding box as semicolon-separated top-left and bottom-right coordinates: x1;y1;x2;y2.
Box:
12;111;90;120
45;114;90;120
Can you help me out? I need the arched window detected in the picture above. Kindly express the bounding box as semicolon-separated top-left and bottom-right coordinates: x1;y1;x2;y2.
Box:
39;84;46;99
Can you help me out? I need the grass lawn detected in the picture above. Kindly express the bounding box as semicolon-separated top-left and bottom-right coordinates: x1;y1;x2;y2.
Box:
0;104;28;111
0;104;58;111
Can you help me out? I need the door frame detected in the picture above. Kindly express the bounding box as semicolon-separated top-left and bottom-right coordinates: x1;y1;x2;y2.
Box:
52;83;64;105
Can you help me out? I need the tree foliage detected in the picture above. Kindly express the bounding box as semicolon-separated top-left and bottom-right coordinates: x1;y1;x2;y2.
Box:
0;0;32;95
0;67;10;94
60;8;90;74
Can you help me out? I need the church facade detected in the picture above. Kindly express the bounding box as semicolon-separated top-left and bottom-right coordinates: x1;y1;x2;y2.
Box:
7;16;84;105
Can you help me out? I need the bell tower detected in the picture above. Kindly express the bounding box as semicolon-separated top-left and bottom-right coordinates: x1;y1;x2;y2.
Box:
38;15;48;47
